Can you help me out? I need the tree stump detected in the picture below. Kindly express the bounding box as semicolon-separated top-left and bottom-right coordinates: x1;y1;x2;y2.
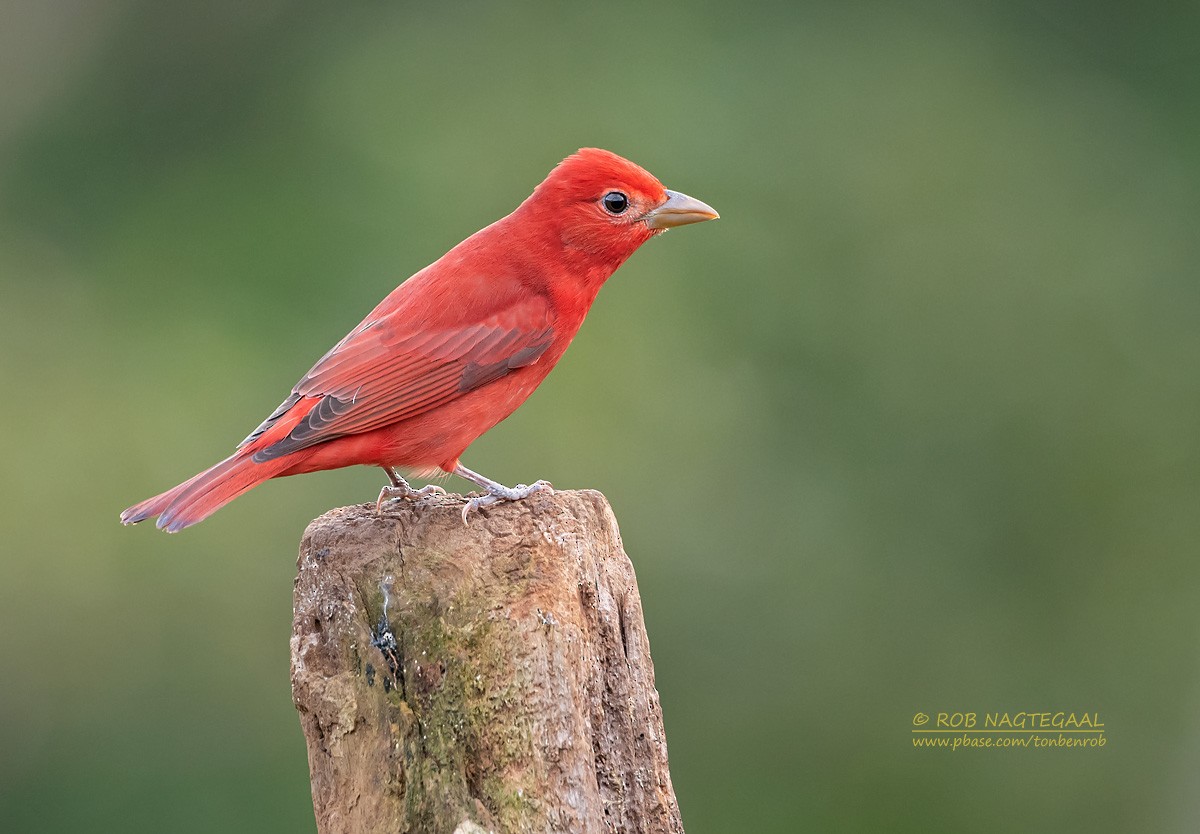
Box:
290;489;684;834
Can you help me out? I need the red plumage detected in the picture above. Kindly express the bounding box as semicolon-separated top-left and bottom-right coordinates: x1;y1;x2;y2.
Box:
122;148;717;532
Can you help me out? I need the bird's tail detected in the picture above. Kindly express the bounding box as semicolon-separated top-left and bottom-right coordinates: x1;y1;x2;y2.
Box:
121;451;292;533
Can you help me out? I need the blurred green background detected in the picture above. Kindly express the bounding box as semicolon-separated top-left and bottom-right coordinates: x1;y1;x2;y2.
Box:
2;1;1199;831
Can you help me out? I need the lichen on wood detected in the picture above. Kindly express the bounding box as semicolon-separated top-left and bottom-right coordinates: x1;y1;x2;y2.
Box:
291;489;684;834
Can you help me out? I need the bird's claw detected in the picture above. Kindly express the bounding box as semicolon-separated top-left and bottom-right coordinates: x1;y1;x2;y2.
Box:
376;483;447;514
460;480;553;523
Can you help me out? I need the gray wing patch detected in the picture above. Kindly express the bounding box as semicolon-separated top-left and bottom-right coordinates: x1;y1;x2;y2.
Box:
459;339;552;391
239;392;302;448
251;392;355;462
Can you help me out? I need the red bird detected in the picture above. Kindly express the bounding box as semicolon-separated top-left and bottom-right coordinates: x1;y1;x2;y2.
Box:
121;148;718;532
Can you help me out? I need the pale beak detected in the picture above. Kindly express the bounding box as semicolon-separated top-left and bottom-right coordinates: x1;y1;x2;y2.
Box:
644;189;720;229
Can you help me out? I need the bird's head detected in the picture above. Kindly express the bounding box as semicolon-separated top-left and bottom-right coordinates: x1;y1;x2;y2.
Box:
524;148;718;269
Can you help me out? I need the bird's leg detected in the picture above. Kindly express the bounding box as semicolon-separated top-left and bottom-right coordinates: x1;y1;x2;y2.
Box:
454;463;553;522
376;466;446;513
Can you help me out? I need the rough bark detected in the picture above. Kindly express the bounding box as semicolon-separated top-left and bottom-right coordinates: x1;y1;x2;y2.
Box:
290;489;684;834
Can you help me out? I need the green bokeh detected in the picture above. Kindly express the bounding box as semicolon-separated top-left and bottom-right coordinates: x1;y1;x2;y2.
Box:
2;2;1198;832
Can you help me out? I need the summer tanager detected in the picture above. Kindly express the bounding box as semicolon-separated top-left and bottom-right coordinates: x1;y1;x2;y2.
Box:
121;148;718;532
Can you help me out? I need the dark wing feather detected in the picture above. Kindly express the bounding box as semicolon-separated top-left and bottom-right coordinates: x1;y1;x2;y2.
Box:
240;392;302;448
246;295;554;462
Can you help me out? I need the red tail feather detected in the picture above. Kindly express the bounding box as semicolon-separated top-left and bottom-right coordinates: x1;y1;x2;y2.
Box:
121;452;292;533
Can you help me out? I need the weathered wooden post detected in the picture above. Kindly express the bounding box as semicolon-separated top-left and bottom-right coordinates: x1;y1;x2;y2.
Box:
290;489;684;834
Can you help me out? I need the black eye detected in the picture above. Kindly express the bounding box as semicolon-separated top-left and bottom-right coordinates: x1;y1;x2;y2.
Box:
602;191;629;214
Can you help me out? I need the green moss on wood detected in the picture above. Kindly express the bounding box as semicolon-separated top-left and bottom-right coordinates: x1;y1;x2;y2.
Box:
350;551;539;831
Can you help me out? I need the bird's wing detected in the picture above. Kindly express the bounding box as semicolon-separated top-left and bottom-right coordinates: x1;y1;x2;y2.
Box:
240;291;554;462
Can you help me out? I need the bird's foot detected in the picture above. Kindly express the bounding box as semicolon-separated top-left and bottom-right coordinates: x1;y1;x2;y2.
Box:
461;480;553;523
376;482;447;514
